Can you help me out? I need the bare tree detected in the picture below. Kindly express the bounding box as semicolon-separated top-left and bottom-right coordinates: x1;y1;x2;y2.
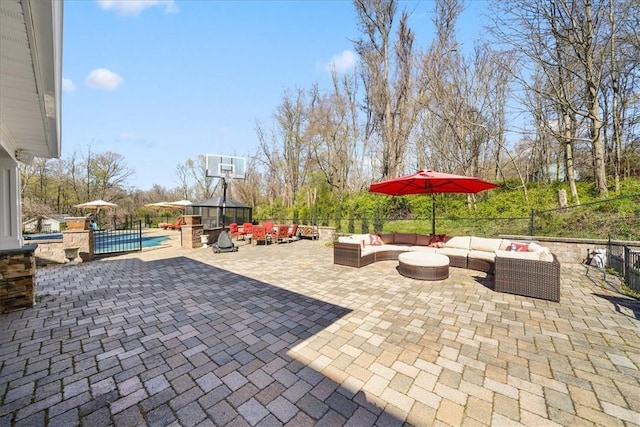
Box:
90;151;134;201
489;0;617;198
353;0;418;179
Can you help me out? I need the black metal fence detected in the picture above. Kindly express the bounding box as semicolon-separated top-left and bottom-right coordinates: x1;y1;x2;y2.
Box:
94;220;142;255
608;240;640;292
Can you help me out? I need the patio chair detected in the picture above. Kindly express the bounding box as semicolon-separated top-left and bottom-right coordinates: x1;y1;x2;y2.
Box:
287;224;298;240
228;223;245;240
240;223;253;241
252;225;270;245
274;224;290;244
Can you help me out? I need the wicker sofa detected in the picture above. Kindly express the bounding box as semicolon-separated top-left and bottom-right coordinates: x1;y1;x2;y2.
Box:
333;233;560;302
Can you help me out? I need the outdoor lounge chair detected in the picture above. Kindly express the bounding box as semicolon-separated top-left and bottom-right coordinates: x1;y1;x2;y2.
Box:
160;217;183;230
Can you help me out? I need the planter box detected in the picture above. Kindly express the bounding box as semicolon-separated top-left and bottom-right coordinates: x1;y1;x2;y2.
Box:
66;217;89;230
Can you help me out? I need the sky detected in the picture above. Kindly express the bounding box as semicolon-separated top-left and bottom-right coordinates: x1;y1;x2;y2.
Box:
62;0;489;191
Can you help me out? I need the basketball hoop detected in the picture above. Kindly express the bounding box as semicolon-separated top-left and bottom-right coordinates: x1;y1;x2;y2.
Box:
204;154;246;228
220;169;234;182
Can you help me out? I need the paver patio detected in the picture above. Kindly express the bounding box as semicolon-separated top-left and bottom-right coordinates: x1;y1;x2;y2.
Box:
1;237;639;426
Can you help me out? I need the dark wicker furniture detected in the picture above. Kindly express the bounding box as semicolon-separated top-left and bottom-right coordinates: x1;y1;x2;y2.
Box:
398;253;449;281
334;233;562;302
494;254;561;302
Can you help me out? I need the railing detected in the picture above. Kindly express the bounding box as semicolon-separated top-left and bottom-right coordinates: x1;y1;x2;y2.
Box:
94;221;142;255
608;239;640;292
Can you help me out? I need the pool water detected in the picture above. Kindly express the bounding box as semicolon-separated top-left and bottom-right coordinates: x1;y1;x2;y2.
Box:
95;232;170;253
24;232;170;252
24;233;63;240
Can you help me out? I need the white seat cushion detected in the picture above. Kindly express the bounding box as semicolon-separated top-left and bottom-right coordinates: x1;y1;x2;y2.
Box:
409;246;438;253
398;252;449;267
468;250;496;262
470;237;503;252
444;236;472;250
435;247;470;258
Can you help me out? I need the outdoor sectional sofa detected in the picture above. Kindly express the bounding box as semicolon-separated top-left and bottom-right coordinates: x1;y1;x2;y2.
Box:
334;233;561;302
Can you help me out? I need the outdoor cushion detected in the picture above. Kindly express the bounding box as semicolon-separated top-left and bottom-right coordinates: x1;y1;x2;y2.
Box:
394;233;417;245
435;247;470;258
498;239;512;250
443;236;472;250
409;246;438;253
362;246;377;256
527;242;545;252
468;250;496;262
495;249;549;261
369;234;384;246
510;242;529;252
351;234;370;242
470;237;503;253
372;244;413;252
338;236;365;249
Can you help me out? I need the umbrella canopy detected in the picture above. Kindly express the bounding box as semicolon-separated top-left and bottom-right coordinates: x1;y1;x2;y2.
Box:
369;170;499;234
144;202;180;210
74;199;118;210
167;199;192;207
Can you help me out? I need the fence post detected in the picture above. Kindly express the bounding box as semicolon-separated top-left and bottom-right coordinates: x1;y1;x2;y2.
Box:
624;245;629;286
529;209;536;236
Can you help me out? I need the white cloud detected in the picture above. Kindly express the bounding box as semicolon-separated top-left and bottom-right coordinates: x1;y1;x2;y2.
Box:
96;0;178;16
325;50;357;74
62;78;75;92
85;68;124;90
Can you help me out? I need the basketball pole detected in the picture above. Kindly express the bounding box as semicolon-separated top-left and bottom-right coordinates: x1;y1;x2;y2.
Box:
222;176;227;228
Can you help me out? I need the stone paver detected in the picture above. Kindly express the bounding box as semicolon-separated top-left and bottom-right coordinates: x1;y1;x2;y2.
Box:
1;235;639;426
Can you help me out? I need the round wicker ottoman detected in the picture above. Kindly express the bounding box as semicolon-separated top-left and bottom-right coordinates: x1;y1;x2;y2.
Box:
398;252;450;280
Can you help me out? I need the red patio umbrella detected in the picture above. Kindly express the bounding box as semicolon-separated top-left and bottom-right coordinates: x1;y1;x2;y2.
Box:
369;170;499;235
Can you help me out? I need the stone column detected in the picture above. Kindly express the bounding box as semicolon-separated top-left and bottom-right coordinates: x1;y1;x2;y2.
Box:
0;156;22;250
0;244;37;313
181;215;203;249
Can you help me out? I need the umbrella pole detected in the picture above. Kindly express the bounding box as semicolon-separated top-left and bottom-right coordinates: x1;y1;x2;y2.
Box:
432;194;436;235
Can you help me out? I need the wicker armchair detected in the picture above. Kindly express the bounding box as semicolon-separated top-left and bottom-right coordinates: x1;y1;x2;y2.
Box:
494;254;561;302
333;242;375;268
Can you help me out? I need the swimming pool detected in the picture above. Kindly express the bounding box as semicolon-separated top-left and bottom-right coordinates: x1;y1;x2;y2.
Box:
94;232;170;254
24;232;170;253
24;233;63;240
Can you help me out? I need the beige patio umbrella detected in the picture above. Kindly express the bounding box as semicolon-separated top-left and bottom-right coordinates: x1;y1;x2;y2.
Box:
166;199;192;208
145;201;182;223
166;199;192;215
144;202;178;210
74;199;118;213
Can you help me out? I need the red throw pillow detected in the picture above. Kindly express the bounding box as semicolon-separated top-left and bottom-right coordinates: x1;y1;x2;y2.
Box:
511;243;529;252
428;234;448;247
369;234;384;246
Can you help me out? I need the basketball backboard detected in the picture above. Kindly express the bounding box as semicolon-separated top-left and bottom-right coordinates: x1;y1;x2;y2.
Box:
205;154;246;179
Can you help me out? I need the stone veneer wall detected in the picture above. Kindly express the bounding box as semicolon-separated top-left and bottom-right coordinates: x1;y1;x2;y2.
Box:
33;239;66;265
181;216;225;249
0;245;37;313
317;226;335;241
31;231;93;265
63;230;93;262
